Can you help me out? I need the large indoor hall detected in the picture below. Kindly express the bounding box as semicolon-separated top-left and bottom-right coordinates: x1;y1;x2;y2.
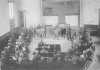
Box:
0;0;100;70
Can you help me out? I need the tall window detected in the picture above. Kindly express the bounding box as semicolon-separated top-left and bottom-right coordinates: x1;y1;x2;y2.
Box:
43;16;58;26
65;16;78;26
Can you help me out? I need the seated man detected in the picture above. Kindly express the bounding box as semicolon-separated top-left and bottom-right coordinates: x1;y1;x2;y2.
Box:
59;28;66;38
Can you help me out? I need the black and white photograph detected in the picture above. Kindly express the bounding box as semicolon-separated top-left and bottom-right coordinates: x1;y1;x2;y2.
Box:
0;0;100;70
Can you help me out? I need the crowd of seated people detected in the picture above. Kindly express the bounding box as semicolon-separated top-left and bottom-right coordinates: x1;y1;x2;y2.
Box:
0;24;95;68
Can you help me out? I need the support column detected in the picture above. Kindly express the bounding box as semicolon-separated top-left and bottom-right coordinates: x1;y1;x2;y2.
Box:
99;9;100;27
8;0;15;30
17;11;25;27
80;0;84;27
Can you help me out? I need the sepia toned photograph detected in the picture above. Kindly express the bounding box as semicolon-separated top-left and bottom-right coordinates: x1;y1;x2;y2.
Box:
0;0;99;70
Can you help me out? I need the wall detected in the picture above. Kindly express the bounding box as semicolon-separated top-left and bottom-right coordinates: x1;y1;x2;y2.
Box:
1;0;100;36
43;0;80;16
82;0;100;25
0;0;41;36
0;0;9;36
43;16;78;26
20;0;41;28
43;0;80;26
0;0;21;36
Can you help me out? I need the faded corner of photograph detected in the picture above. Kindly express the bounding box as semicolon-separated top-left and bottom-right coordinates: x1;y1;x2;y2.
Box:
0;0;100;70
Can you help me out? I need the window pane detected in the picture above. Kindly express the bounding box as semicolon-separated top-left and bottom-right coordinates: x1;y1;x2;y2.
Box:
43;16;58;26
65;16;78;26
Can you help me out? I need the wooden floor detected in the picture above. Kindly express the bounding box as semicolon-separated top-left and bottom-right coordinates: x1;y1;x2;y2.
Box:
1;60;86;70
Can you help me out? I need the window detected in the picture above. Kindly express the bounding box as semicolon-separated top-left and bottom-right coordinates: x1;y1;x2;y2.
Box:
65;15;78;26
43;16;58;26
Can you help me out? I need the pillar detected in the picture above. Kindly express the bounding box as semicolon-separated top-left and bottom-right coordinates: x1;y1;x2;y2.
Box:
8;0;15;30
80;0;84;27
98;9;100;34
17;11;25;27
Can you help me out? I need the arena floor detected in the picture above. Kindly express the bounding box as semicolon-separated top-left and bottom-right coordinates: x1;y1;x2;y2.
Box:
1;36;100;70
